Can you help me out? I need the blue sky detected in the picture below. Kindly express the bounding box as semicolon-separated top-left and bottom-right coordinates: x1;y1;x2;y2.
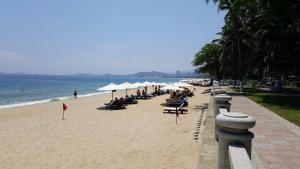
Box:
0;0;225;75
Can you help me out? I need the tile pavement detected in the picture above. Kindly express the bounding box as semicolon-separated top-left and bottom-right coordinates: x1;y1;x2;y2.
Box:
229;93;300;169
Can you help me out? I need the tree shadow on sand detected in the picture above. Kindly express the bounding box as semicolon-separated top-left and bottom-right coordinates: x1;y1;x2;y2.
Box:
201;90;211;94
191;103;208;111
226;91;244;96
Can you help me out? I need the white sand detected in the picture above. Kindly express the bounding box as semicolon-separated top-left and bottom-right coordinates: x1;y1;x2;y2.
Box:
0;86;209;169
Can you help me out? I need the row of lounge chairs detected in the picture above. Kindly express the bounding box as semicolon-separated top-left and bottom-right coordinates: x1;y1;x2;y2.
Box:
104;95;138;110
136;90;167;99
103;89;193;113
104;91;167;110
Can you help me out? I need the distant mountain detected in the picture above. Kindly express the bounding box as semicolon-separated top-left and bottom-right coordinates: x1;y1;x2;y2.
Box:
130;71;175;78
0;70;204;78
72;73;99;76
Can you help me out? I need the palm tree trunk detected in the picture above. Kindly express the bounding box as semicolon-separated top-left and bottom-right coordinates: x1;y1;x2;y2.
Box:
226;0;243;92
236;33;243;92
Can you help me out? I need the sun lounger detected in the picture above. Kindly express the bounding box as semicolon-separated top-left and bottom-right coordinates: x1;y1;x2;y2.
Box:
167;97;188;107
138;94;152;100
124;96;138;104
104;100;126;109
166;98;178;105
163;103;188;114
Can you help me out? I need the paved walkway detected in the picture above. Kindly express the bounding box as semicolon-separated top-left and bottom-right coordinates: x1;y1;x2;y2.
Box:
229;93;300;169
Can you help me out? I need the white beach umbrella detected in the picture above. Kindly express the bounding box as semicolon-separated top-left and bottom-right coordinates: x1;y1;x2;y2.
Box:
155;82;168;86
150;82;159;86
180;79;189;83
97;83;125;100
160;82;168;86
119;82;137;89
160;85;184;91
119;82;137;95
173;82;193;87
141;81;153;87
132;82;144;88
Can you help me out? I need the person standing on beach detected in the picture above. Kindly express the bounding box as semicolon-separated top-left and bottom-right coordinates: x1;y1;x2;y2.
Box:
74;90;78;99
137;89;141;97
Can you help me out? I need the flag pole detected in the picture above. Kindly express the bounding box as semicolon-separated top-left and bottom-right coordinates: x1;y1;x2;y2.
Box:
176;107;178;125
62;110;65;120
62;103;67;120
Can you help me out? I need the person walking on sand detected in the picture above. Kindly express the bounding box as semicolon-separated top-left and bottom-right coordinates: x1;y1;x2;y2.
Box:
74;89;78;99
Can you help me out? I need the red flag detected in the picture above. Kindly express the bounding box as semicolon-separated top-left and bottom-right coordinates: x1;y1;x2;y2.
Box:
63;103;68;111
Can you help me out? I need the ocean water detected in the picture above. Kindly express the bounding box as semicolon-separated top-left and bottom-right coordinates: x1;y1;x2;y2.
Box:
0;74;181;109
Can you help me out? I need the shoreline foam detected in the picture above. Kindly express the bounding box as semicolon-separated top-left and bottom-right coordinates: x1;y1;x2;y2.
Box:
0;91;110;109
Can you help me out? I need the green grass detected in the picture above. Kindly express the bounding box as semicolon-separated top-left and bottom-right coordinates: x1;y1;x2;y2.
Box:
232;87;300;126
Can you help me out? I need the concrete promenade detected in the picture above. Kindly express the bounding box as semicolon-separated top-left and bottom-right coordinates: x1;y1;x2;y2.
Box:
230;92;300;169
197;96;217;169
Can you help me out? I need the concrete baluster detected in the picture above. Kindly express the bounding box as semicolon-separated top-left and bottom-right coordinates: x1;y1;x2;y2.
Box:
213;94;232;117
213;94;232;140
216;112;256;169
212;89;226;96
210;86;221;96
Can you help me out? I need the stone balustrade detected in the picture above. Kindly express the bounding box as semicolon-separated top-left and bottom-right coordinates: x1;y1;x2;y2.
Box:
211;87;255;169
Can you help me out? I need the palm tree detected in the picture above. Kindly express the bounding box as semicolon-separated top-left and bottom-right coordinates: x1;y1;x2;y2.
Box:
205;0;300;85
206;0;244;92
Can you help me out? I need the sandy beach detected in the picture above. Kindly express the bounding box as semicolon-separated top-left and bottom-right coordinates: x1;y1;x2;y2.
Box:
0;86;209;169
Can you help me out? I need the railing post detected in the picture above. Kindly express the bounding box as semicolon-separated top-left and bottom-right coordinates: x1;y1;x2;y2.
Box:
216;112;256;169
213;94;232;140
211;86;222;96
213;94;232;117
212;89;226;96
